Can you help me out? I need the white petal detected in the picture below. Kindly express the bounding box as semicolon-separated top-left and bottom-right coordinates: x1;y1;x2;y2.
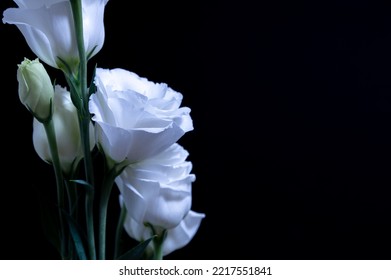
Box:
119;170;192;229
145;184;192;229
81;0;108;57
141;143;189;166
32;118;51;163
14;0;65;9
94;122;131;163
3;8;56;67
120;195;148;241
127;123;187;162
162;211;205;256
119;179;159;224
89;84;116;126
96;68;152;93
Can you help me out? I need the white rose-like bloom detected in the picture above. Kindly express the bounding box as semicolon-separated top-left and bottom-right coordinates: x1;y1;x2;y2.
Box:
122;202;205;256
116;144;196;229
3;0;109;70
117;144;205;256
33;85;95;174
89;68;193;164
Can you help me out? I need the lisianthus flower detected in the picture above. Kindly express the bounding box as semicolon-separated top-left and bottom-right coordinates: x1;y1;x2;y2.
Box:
122;203;205;256
3;0;109;70
117;143;204;256
116;144;196;229
89;68;193;164
33;85;95;174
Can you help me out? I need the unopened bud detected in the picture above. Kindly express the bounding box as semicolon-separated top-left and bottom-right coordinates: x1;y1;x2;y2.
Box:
17;58;54;121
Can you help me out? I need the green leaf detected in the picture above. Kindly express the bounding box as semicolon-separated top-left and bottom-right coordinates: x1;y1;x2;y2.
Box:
117;236;156;260
69;179;94;191
62;212;87;260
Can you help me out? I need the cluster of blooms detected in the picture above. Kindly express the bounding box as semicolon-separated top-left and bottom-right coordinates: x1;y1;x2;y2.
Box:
3;0;204;259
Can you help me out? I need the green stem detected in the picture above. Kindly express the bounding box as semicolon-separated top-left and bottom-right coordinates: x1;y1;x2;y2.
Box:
152;231;166;260
146;224;166;260
43;118;66;259
70;0;93;185
79;117;95;260
70;0;88;95
99;161;129;260
65;172;80;260
114;206;127;259
98;171;115;260
70;0;96;260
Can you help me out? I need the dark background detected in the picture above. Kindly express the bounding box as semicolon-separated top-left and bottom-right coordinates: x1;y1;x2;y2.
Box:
1;0;391;260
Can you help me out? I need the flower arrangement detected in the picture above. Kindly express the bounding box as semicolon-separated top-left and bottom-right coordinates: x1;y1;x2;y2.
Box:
3;0;204;260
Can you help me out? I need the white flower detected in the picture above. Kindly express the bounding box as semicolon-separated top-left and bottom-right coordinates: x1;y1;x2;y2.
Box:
33;85;95;173
89;68;193;164
17;58;54;120
122;205;205;256
3;0;109;70
117;144;204;256
116;144;196;229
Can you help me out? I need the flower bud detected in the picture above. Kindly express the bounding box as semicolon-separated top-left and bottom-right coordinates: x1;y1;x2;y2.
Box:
33;85;95;174
17;58;54;120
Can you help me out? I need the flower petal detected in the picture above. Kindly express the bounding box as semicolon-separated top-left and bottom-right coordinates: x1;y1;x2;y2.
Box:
3;2;77;68
94;122;132;163
162;211;205;256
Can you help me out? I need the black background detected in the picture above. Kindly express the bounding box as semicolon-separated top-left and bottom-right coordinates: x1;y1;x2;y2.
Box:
2;0;391;260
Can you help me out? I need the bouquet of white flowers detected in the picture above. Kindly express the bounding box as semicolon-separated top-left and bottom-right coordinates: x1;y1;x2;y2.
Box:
3;0;204;260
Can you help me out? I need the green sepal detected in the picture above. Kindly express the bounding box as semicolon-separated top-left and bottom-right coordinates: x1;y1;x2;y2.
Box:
62;211;87;260
27;97;53;124
56;56;79;77
106;160;131;184
117;236;156;260
86;45;98;61
66;157;82;180
88;64;97;98
100;158;130;201
100;143;131;193
65;73;83;113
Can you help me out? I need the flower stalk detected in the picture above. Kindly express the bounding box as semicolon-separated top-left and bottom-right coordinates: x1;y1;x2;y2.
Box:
42;115;66;259
152;234;165;260
114;206;127;259
147;224;166;260
99;160;129;260
98;167;115;260
70;0;96;260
